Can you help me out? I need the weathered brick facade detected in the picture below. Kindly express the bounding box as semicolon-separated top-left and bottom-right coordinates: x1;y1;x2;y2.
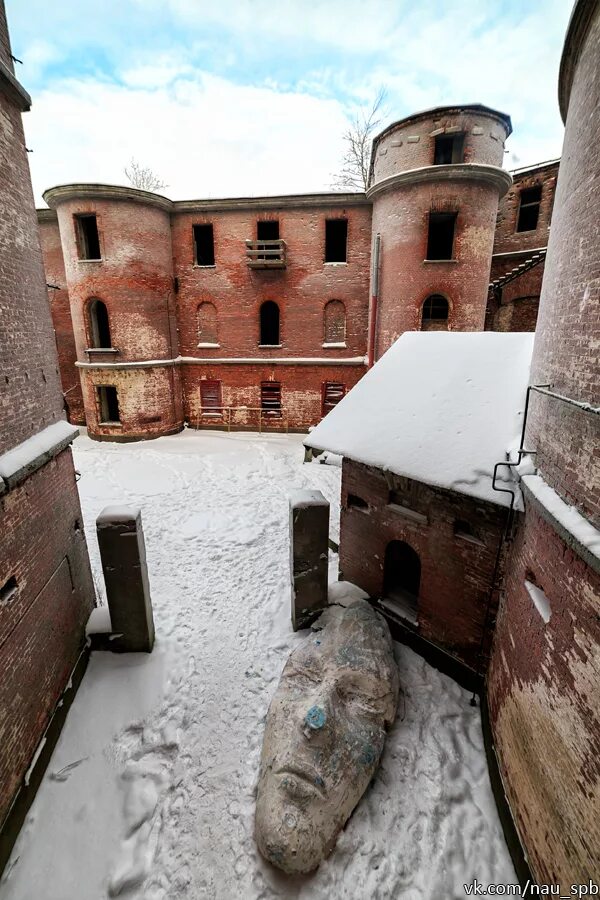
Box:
38;105;559;440
487;0;600;885
0;1;94;829
338;460;506;671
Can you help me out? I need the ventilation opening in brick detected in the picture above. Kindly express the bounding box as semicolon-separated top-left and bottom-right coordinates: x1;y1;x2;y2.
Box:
427;212;457;260
383;541;420;621
97;385;120;423
257;220;280;260
516;185;542;232
0;576;18;605
261;381;282;418
322;381;345;416
200;379;222;414
347;493;368;510
89;298;111;348
259;300;280;345
75;214;101;260
325;219;348;263
421;295;449;330
193;224;215;265
433;133;465;165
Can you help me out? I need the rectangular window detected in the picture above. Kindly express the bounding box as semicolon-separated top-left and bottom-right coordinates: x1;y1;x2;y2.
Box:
75;214;101;260
325;219;348;263
193;224;215;266
97;385;120;423
516;186;542;232
200;379;222;411
322;381;345;416
433;133;465;165
257;220;280;261
347;493;368;510
426;212;457;260
261;381;282;418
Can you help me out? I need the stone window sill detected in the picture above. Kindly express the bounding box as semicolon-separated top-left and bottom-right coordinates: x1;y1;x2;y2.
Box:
322;342;347;349
77;258;103;263
324;262;348;266
193;264;216;269
197;343;220;348
98;421;122;427
423;259;459;264
258;344;283;348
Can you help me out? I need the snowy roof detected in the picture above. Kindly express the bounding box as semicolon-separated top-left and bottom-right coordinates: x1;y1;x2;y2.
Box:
305;332;535;507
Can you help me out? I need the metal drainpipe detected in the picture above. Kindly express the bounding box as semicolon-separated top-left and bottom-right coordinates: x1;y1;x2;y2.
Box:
367;233;381;368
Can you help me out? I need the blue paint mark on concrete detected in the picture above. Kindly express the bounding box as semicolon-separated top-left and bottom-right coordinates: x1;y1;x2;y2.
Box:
305;705;327;730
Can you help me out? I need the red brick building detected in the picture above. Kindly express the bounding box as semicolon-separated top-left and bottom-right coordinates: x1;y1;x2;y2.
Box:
37;104;557;441
0;1;94;836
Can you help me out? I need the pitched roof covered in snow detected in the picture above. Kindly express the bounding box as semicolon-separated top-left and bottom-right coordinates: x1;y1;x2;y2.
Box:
305;332;535;507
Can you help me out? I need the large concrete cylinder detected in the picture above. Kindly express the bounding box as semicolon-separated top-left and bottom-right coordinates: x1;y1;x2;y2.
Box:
43;185;183;441
367;105;512;357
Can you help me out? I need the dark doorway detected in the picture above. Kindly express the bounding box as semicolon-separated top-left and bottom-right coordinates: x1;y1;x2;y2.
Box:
257;220;280;260
383;540;421;623
259;300;280;345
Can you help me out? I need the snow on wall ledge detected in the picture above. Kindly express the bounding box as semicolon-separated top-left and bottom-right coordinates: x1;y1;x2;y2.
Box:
305;332;535;507
0;420;79;491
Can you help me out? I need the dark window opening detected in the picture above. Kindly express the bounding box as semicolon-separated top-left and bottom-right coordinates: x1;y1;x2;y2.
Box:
88;299;112;348
0;576;18;604
325;219;348;263
421;294;449;330
260;300;280;345
200;379;222;413
322;381;345;416
383;540;421;620
257;220;280;260
97;385;120;423
323;300;346;344
261;381;282;418
427;212;456;260
193;224;215;265
75;214;101;260
347;493;368;510
516;186;542;232
454;519;484;544
433;133;465;165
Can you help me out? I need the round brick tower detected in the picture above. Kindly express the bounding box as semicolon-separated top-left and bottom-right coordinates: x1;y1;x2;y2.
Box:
366;104;512;359
43;184;183;440
487;0;600;885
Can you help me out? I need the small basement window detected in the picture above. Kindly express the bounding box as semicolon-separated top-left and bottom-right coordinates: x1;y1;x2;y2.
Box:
427;212;457;260
433;133;465;165
75;214;101;260
193;224;215;265
0;576;18;604
97;385;120;424
261;381;282;418
347;494;368;510
516;186;542;232
325;219;348;263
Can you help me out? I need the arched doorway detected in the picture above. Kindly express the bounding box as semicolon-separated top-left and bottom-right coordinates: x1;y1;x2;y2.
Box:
383;540;421;622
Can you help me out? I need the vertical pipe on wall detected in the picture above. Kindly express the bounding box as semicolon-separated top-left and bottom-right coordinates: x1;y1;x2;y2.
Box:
367;233;381;368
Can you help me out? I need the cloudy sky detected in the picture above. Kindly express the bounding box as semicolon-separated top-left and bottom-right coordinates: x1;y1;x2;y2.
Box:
7;0;572;206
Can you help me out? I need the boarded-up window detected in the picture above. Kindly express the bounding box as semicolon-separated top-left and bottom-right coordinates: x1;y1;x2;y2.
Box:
421;295;449;331
323;300;346;344
261;381;282;418
198;302;218;344
200;379;222;412
322;381;345;416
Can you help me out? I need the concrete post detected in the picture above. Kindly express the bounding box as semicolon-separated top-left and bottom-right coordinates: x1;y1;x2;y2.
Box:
289;490;330;631
96;506;155;652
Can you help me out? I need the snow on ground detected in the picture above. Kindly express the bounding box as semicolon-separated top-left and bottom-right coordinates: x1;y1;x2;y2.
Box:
1;430;514;900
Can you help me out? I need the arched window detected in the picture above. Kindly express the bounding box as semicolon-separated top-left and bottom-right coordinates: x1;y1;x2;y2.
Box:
88;298;111;348
260;301;280;346
323;300;346;344
421;294;449;331
383;540;421;621
197;301;218;345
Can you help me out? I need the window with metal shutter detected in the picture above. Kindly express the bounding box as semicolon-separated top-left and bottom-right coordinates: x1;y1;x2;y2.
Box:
261;381;282;417
322;382;345;415
200;379;222;410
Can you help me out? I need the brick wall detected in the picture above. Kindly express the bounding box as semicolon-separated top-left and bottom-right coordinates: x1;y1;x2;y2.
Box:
485;258;545;332
38;213;85;424
338;460;506;670
492;162;558;256
488;504;600;883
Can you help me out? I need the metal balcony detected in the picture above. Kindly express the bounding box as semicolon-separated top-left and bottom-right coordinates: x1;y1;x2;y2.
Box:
245;239;286;269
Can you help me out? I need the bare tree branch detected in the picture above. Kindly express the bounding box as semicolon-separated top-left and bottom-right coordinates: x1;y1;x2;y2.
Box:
332;88;388;192
124;158;167;192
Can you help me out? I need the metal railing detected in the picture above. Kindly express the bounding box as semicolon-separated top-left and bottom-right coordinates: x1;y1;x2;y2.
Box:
195;402;289;432
245;239;286;268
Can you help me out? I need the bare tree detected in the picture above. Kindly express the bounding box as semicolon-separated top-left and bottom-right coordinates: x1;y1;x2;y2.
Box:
332;88;387;192
124;158;167;192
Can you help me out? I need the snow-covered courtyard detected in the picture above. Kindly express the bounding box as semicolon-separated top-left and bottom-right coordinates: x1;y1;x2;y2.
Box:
2;430;514;899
